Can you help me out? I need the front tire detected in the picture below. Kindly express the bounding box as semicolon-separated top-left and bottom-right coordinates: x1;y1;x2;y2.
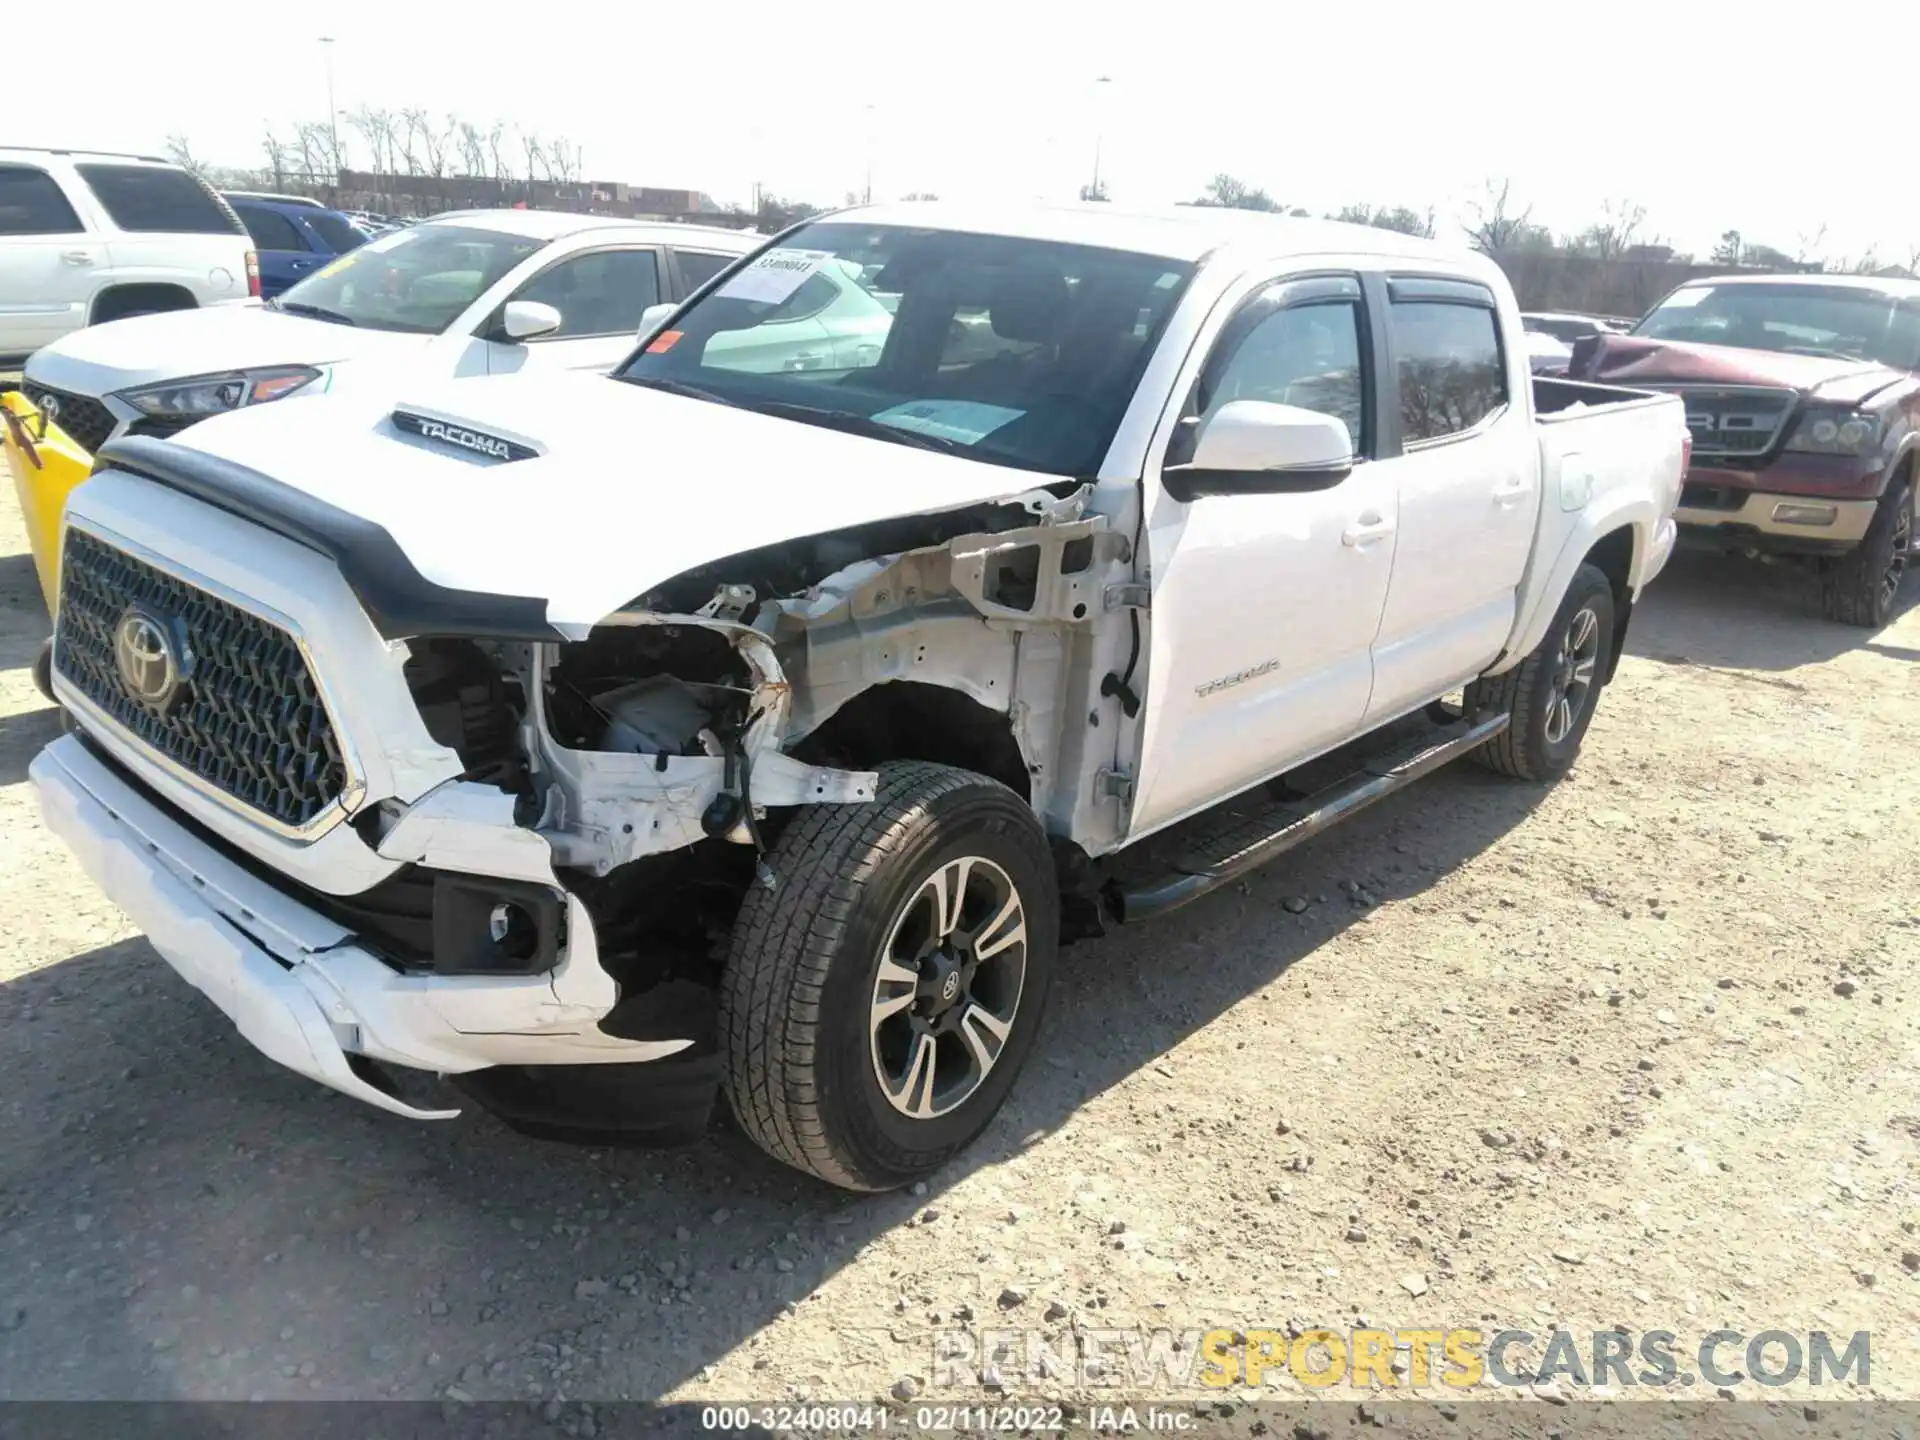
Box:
1820;478;1911;628
720;762;1059;1191
1467;562;1616;783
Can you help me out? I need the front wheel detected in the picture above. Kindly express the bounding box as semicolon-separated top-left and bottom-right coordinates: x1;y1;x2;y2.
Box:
1820;478;1912;628
720;762;1059;1191
1467;562;1617;783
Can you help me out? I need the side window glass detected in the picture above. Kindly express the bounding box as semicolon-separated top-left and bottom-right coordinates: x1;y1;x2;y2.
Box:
675;250;737;292
1389;300;1507;443
512;249;661;338
1197;300;1366;455
0;166;84;235
237;206;303;251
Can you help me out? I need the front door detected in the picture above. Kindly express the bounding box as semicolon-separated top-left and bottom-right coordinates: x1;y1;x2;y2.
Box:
485;246;665;375
1127;273;1398;838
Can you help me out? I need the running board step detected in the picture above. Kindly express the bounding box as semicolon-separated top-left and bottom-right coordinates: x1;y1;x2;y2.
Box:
1109;713;1510;923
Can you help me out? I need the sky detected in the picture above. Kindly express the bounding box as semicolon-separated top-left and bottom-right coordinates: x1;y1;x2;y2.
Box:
19;0;1917;268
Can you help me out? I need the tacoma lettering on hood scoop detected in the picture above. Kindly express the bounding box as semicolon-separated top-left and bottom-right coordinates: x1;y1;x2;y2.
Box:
1569;334;1906;406
161;369;1077;630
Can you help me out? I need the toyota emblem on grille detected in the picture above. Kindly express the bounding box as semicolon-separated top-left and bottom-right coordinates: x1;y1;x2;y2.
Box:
113;608;183;710
38;393;59;423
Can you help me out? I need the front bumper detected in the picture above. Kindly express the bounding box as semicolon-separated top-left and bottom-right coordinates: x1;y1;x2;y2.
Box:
32;735;692;1120
1676;489;1877;553
1;391;93;615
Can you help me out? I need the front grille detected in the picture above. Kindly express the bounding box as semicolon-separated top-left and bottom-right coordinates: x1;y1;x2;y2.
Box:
55;530;348;829
1680;482;1749;512
23;383;117;454
1666;386;1798;462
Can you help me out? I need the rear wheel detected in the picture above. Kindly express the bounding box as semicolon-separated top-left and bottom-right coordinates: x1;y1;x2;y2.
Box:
1467;562;1616;783
720;762;1058;1191
1820;478;1912;628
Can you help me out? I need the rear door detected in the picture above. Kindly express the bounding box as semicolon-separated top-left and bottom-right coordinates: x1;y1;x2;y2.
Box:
1127;271;1398;837
231;202;310;298
482;244;664;375
72;163;249;304
0;163;98;355
1362;277;1538;724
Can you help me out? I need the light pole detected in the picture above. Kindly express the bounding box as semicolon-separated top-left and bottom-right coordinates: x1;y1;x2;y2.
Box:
863;103;876;205
1087;75;1112;201
318;36;340;190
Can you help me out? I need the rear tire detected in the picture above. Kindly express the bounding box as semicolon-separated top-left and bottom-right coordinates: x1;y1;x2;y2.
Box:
1820;478;1911;628
720;762;1058;1191
1468;562;1616;783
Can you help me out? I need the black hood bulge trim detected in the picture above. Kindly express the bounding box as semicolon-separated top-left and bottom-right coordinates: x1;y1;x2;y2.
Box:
390;409;540;463
94;436;563;643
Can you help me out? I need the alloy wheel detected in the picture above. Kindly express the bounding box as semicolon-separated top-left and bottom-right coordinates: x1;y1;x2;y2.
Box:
1545;606;1601;746
868;855;1028;1120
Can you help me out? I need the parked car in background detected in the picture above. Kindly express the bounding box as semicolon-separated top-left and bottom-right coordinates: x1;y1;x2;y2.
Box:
27;203;1687;1189
1525;329;1573;376
1522;311;1630;345
1571;274;1920;626
223;194;366;298
0;147;255;369
3;210;758;681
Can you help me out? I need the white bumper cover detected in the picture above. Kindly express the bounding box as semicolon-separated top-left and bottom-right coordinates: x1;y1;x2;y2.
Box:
33;735;689;1120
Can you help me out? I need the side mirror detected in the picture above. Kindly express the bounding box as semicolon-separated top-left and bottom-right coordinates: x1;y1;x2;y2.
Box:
637;301;677;340
1163;400;1354;502
500;300;563;342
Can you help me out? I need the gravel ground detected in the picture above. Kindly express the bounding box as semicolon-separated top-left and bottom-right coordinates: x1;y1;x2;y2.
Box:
1;495;1916;1409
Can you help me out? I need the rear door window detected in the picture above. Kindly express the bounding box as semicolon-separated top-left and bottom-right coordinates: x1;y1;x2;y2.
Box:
74;164;242;235
673;249;739;293
0;166;84;235
303;210;364;255
234;204;304;251
1387;294;1507;443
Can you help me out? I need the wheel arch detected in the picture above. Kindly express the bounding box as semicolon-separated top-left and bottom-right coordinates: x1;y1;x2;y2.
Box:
785;680;1032;803
90;284;198;325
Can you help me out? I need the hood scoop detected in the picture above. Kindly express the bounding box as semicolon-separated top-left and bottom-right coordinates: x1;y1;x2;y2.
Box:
389;407;542;464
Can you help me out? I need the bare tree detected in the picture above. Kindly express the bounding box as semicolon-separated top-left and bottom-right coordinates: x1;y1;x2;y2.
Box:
521;131;548;185
545;138;582;184
1566;198;1649;260
1189;173;1280;211
348;106;399;180
1463;178;1537;255
260;131;292;189
1331;202;1435;238
164;134;207;178
1795;223;1828;268
455;120;488;178
1712;230;1743;266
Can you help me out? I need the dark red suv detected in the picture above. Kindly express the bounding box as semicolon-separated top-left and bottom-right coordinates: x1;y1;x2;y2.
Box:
1570;275;1919;626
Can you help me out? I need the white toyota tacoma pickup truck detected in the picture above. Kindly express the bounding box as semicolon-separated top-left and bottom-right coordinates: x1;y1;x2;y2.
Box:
31;203;1689;1191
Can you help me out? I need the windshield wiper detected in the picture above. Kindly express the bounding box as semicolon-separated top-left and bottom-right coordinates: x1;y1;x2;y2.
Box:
618;375;741;407
743;401;968;455
277;301;358;327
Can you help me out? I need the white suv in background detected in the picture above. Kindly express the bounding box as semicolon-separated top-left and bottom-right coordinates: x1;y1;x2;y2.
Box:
0;148;256;369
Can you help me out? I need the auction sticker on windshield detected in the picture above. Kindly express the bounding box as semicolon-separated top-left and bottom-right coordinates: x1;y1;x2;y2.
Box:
872;399;1025;445
718;249;835;305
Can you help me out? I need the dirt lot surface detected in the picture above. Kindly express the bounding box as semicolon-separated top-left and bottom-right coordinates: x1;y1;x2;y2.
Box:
1;495;1916;1412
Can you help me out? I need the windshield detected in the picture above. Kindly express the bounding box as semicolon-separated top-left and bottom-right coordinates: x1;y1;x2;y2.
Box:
615;222;1194;476
275;222;544;334
1635;284;1920;369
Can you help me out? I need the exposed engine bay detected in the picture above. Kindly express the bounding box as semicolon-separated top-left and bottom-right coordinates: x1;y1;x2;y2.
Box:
391;482;1128;1007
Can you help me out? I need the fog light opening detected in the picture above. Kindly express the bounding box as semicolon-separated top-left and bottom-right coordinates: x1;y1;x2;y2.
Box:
488;902;540;963
1772;501;1839;527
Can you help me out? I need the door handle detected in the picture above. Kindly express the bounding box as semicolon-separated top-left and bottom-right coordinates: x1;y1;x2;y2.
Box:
1492;479;1530;505
1342;513;1396;547
60;250;94;265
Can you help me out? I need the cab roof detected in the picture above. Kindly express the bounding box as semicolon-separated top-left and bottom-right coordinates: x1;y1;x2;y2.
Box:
823;199;1466;269
422;209;754;246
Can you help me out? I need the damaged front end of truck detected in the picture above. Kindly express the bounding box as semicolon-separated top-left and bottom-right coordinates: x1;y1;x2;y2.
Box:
46;430;1126;1142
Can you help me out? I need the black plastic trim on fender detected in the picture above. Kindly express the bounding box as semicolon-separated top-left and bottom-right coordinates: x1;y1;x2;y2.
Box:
94;435;563;642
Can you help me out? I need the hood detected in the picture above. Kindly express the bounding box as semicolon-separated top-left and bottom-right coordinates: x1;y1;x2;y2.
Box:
1568;334;1908;406
23;304;430;399
166;370;1073;628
